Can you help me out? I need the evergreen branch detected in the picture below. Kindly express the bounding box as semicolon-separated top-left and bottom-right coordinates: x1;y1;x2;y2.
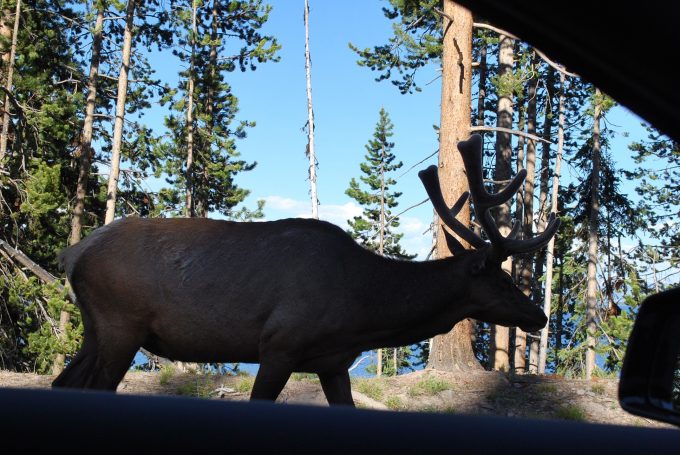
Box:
594;319;623;361
0;87;25;120
0;249;58;334
472;22;580;78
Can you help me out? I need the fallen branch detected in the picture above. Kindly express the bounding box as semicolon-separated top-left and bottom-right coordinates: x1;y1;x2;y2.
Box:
470;125;552;144
0;239;76;302
348;355;370;373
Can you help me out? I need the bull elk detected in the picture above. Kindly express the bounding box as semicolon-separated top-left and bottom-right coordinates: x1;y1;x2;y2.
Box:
53;134;559;406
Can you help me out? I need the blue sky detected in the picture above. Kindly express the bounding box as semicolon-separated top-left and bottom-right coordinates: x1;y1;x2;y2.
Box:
142;0;649;259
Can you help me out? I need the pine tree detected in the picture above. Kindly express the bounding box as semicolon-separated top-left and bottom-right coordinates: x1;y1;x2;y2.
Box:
346;108;414;376
159;0;279;219
347;109;412;259
625;125;679;288
351;0;480;373
0;0;87;372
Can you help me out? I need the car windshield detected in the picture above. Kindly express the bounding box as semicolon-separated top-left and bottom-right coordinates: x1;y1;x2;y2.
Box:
0;0;676;425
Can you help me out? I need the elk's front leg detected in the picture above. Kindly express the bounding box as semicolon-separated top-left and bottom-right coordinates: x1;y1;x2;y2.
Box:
318;370;355;407
250;360;293;402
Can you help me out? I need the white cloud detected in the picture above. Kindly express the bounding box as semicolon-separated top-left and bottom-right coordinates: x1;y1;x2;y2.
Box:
263;196;362;228
400;216;428;234
263;195;308;213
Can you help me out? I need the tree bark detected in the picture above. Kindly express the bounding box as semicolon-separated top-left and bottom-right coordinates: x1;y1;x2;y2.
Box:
104;0;136;224
59;6;105;375
475;38;486;127
184;0;197;218
69;7;104;246
195;0;219;218
585;88;602;379
554;255;565;369
376;142;386;376
304;0;318;219
514;53;538;373
491;34;514;372
0;0;20;164
538;70;566;373
530;67;556;373
427;0;480;373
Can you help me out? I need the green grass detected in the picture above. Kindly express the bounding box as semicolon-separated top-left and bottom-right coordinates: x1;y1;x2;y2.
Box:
535;383;558;394
235;376;255;393
176;379;213;398
354;379;385;402
158;366;175;386
555;404;587;421
385;396;404;410
290;372;319;382
408;376;452;397
591;384;606;395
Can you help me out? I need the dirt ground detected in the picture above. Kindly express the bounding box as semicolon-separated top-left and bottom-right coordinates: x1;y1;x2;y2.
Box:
0;368;674;429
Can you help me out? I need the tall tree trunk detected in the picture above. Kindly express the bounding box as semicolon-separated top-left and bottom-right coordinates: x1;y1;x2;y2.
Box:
0;0;20;165
491;34;514;372
538;70;567;373
427;0;480;372
195;0;219;218
184;0;197;218
104;0;136;224
514;53;538;373
529;67;556;373
304;0;318;219
554;255;564;369
476;39;486;127
0;5;11;72
585;88;602;379
58;7;105;376
376;145;386;376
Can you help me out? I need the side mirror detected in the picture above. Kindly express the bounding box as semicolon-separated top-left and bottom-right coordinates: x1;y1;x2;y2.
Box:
619;287;680;426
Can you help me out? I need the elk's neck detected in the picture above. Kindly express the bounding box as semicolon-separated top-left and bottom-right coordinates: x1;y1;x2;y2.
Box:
359;254;474;342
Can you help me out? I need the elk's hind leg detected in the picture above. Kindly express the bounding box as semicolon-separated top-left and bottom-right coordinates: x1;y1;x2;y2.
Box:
52;330;98;389
83;325;144;390
318;370;354;407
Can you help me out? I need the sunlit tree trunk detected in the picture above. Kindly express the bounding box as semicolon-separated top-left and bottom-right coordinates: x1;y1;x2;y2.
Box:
104;0;137;224
585;88;602;379
530;67;556;373
184;0;197;218
59;6;105;376
195;0;219;218
476;38;487;127
491;34;514;372
538;70;567;373
514;53;538;373
427;0;480;373
0;0;20;165
304;0;318;219
376;143;386;376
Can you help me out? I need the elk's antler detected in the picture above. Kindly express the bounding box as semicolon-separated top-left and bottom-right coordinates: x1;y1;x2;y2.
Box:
418;134;560;261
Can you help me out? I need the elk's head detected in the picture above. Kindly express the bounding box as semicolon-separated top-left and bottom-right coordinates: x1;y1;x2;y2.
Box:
419;134;560;332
